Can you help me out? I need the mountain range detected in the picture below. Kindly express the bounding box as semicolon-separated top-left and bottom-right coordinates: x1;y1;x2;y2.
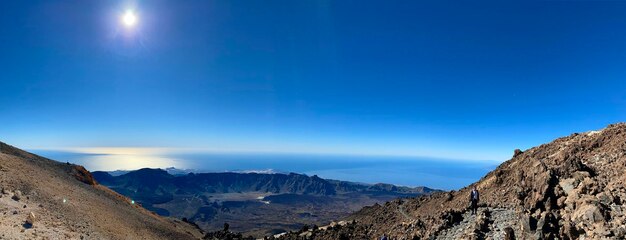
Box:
92;168;436;237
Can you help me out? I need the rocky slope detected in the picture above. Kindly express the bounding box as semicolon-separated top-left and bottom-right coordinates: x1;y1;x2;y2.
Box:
274;123;626;239
0;142;204;239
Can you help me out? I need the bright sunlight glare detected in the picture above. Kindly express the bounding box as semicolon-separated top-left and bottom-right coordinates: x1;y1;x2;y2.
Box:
122;10;137;27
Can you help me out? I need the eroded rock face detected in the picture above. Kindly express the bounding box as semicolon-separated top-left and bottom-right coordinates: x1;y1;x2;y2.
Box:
71;165;97;185
280;123;626;239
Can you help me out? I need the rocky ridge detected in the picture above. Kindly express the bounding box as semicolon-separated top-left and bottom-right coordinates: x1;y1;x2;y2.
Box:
93;169;435;197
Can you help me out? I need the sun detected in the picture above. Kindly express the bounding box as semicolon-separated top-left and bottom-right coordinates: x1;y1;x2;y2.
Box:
121;10;137;27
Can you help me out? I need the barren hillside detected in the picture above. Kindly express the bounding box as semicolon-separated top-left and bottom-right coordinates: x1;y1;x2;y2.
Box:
0;142;203;240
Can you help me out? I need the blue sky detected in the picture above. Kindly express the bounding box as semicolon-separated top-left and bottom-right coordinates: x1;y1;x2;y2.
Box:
2;1;626;162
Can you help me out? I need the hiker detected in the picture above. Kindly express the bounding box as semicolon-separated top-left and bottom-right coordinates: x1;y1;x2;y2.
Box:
470;187;479;214
380;233;388;240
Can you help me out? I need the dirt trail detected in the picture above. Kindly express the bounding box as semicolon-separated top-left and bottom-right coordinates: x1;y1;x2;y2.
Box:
397;201;414;221
435;207;518;239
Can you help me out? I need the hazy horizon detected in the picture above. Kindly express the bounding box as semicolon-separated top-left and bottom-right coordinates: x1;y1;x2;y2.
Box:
32;148;497;190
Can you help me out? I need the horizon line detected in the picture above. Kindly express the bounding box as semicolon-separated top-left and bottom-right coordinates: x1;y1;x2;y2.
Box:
27;146;505;163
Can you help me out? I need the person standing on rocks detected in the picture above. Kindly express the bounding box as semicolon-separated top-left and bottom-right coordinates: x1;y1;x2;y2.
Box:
470;186;479;215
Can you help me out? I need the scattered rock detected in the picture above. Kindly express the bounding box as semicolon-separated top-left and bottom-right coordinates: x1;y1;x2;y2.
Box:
203;227;254;240
614;225;626;238
12;190;22;201
503;227;515;240
572;204;604;223
26;212;36;226
298;231;313;238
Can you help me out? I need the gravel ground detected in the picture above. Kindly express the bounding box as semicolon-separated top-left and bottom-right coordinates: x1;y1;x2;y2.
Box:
0;142;204;240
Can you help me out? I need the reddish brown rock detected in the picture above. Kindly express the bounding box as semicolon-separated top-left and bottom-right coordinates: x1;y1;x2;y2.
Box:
277;123;626;239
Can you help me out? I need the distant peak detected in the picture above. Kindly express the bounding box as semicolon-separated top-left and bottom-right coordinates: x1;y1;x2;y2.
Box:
126;168;171;177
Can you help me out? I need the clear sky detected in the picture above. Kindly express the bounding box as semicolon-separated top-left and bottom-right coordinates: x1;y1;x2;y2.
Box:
2;1;626;162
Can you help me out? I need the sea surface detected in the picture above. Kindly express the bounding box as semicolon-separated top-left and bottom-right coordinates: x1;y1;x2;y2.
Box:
33;150;498;190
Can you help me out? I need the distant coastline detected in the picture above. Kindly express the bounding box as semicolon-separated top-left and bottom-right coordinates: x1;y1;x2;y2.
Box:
32;150;496;190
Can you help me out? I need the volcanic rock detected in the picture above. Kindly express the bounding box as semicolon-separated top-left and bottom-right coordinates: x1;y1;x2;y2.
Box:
278;123;626;239
26;212;36;226
11;190;21;201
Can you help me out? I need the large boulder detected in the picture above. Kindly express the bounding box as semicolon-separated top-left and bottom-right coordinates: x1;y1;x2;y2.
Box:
572;204;604;223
